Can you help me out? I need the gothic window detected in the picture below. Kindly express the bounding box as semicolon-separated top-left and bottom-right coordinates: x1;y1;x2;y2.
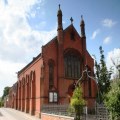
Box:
48;59;54;89
64;53;80;78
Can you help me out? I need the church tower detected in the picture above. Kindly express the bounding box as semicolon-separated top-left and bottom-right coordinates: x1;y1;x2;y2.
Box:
80;16;87;67
57;5;64;99
80;15;86;38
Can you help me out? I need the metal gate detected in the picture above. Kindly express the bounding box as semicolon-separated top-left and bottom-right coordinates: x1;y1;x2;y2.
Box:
96;103;109;120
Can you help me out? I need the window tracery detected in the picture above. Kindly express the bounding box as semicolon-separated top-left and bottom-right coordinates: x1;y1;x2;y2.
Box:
64;51;81;79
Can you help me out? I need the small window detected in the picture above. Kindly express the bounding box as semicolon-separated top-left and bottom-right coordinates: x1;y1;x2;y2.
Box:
70;32;75;40
49;91;58;103
49;64;54;89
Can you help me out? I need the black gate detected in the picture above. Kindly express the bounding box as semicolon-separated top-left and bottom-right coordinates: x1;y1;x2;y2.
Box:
96;103;109;120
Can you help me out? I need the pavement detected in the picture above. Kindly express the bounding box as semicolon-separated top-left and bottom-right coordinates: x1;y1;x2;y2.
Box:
0;107;41;120
0;107;97;120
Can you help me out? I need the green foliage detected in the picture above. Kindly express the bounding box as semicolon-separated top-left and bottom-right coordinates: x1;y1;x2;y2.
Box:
67;105;75;117
0;97;4;107
2;86;10;100
70;86;85;107
70;85;85;120
104;79;120;120
94;46;112;103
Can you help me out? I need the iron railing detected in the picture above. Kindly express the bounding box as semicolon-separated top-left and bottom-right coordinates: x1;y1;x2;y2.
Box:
41;104;73;116
41;104;87;119
96;103;109;120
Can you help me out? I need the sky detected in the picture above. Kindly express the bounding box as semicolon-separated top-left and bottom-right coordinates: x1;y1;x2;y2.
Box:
0;0;120;97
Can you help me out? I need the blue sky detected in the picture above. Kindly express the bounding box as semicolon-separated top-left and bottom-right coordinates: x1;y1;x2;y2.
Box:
0;0;120;97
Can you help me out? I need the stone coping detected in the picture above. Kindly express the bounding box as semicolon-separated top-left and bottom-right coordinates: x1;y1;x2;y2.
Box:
41;112;74;119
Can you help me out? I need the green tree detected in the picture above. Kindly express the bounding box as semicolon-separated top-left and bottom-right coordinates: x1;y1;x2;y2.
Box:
104;79;120;120
70;85;85;120
0;97;4;107
95;46;112;103
2;86;10;100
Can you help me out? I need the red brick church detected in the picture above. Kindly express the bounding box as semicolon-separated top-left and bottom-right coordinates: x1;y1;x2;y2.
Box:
6;5;97;117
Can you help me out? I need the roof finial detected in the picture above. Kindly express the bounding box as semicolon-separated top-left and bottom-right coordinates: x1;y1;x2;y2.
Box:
70;17;73;24
81;15;83;20
59;4;60;10
80;15;85;37
80;15;85;25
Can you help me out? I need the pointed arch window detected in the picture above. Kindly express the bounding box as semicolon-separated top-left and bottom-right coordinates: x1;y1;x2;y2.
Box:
64;52;81;79
48;59;54;89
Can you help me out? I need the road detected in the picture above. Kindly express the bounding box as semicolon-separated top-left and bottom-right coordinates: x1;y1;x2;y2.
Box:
0;108;41;120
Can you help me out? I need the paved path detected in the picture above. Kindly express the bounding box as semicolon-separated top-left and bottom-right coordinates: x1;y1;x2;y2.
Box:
0;108;97;120
0;108;41;120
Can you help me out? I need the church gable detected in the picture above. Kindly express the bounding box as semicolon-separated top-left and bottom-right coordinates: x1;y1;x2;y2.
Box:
63;24;83;55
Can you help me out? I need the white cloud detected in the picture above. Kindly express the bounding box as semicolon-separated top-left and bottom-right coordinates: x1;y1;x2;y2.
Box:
0;0;57;96
102;19;117;28
91;29;100;40
63;21;66;24
30;11;37;18
35;21;47;29
0;59;26;97
0;0;57;62
106;48;120;78
103;36;111;44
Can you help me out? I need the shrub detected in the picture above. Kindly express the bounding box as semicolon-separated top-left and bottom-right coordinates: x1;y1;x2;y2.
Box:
104;79;120;120
70;85;85;120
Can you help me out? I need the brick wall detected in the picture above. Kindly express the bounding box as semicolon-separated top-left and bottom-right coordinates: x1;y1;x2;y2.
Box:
41;113;74;120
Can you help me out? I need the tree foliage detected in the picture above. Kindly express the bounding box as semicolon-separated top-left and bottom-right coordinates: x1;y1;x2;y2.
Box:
0;97;4;107
104;79;120;120
95;46;112;103
70;85;85;120
2;86;10;100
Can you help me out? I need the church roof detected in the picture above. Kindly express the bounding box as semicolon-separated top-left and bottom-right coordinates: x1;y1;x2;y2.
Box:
18;53;41;76
18;24;81;76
